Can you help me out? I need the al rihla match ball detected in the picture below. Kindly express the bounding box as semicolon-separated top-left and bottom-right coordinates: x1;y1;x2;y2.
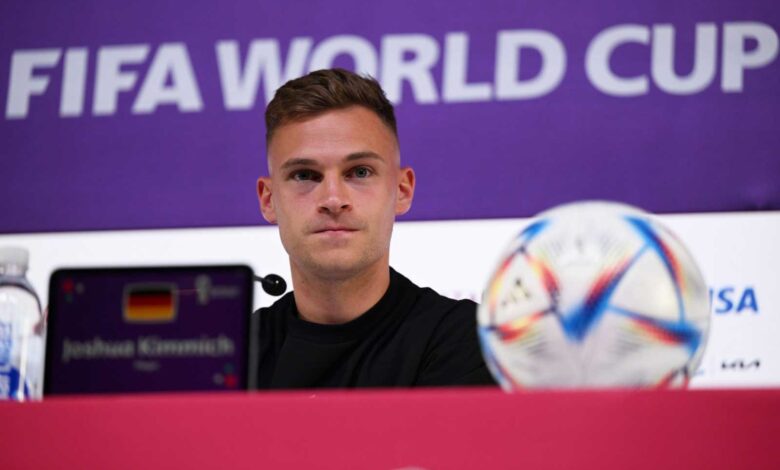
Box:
477;201;710;390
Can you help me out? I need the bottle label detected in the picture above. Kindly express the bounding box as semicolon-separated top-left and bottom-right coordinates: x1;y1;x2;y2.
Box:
0;321;11;367
0;369;25;398
0;320;28;399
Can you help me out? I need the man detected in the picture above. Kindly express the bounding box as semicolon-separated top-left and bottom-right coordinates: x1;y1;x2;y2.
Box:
255;68;494;388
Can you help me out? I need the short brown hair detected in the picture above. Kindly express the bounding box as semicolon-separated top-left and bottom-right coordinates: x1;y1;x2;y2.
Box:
265;68;397;144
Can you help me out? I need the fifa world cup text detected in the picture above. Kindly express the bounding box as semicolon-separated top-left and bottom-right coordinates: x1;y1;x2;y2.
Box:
5;22;778;119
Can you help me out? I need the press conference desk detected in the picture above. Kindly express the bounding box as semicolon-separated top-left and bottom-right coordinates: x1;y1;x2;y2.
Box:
2;388;778;469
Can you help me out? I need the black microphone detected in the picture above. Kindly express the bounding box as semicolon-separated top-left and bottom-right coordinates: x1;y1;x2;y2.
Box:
253;273;287;296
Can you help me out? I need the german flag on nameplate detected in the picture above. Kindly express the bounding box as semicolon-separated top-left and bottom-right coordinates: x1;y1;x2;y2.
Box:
123;284;178;323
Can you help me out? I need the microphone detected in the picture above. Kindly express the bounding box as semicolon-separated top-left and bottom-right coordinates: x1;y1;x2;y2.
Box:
253;273;287;296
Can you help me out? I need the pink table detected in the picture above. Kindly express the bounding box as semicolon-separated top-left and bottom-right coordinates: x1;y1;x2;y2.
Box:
2;388;778;469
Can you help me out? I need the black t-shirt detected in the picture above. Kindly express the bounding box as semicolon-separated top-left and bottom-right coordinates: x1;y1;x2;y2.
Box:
255;268;496;389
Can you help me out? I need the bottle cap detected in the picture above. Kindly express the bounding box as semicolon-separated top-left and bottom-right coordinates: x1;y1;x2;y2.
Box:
0;246;29;270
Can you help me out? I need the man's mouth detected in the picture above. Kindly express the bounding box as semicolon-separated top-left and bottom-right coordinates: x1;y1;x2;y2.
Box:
313;226;358;234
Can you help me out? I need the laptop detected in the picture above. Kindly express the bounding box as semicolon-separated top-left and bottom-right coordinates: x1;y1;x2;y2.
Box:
44;265;255;395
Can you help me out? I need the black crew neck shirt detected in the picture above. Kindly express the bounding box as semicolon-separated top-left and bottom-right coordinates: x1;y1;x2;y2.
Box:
255;268;496;389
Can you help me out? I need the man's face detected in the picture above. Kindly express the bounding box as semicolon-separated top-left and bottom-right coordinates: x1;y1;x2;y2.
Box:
258;106;415;280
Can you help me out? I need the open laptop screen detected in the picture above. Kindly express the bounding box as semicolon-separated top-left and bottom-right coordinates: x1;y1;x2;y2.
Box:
45;265;254;395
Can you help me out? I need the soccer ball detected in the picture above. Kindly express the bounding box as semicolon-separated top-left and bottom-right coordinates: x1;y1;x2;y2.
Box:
477;201;710;390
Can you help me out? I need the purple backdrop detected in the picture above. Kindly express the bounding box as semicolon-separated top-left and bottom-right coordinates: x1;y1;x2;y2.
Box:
1;0;778;233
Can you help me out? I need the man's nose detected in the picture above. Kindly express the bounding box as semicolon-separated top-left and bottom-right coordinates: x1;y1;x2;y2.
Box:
318;175;351;215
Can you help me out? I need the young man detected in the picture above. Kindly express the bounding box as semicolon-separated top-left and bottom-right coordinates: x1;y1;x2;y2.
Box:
255;68;495;388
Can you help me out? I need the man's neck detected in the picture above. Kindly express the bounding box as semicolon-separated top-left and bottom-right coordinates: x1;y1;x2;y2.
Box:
290;260;391;325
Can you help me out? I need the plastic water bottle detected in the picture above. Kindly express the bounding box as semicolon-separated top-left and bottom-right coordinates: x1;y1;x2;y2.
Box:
0;247;45;401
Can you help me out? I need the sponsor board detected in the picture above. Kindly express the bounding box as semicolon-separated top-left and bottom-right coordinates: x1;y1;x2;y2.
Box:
2;2;779;232
0;210;777;387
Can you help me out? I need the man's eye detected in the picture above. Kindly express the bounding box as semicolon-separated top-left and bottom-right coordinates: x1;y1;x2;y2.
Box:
291;170;319;181
350;166;373;178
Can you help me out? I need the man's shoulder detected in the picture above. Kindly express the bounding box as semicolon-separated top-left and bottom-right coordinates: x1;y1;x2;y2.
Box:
393;272;495;387
413;287;478;337
417;286;476;312
257;292;294;312
255;292;294;325
395;270;477;321
393;272;480;347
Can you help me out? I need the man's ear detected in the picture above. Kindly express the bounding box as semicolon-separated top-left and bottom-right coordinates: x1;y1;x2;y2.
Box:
257;177;277;223
395;167;415;216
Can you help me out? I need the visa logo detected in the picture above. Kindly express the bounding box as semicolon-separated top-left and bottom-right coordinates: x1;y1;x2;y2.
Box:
709;286;759;314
